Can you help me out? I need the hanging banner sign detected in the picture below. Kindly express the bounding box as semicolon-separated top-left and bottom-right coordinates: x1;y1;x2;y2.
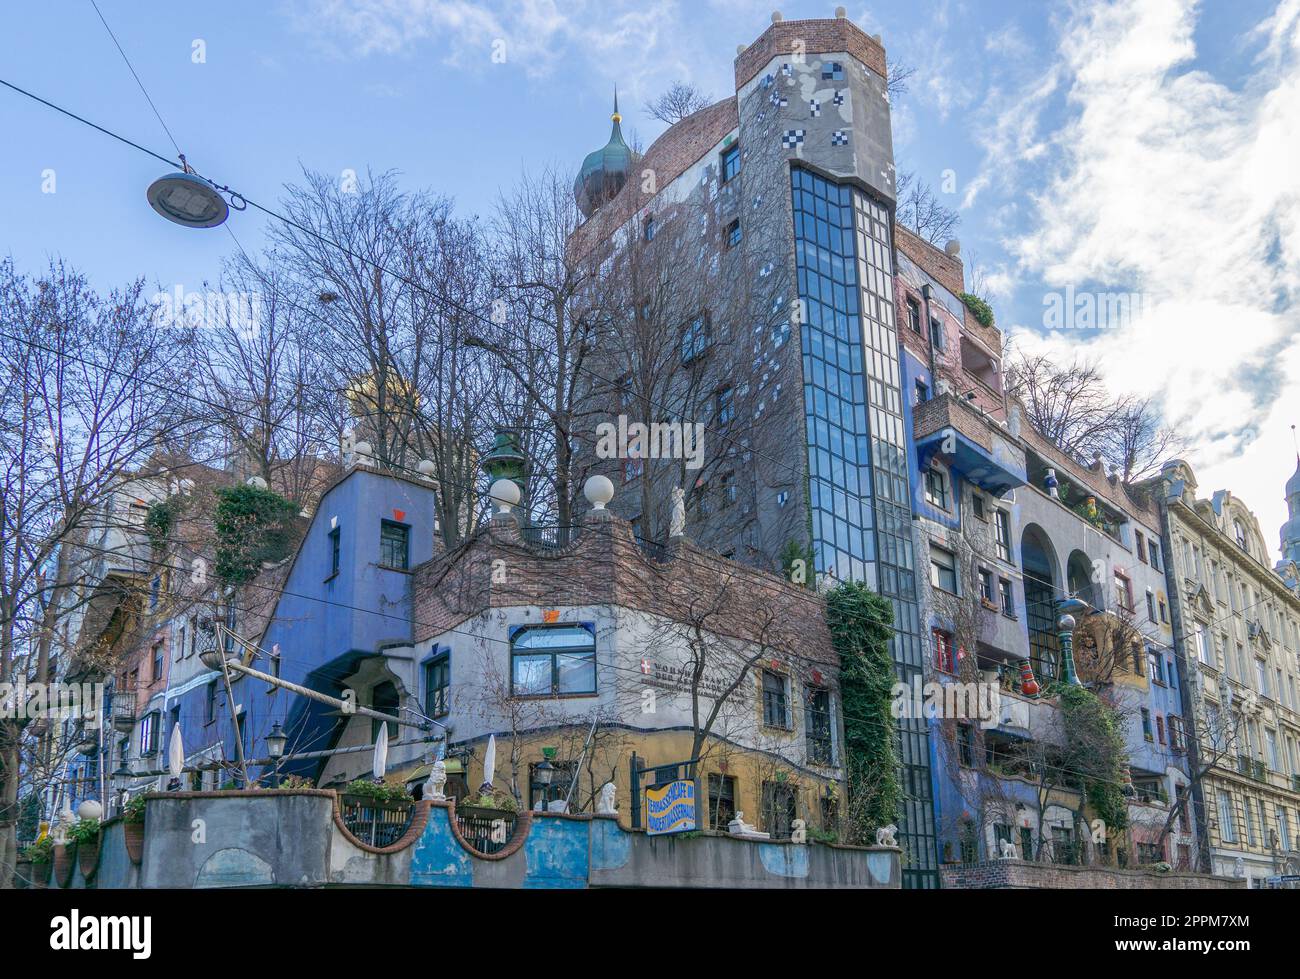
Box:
645;780;696;835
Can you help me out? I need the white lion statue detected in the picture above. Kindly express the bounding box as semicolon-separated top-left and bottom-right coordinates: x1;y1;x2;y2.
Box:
875;823;899;848
597;781;617;815
999;838;1018;860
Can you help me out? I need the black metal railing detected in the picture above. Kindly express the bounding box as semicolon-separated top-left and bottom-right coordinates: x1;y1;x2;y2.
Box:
635;536;671;563
338;795;414;848
521;524;582;549
454;806;518;855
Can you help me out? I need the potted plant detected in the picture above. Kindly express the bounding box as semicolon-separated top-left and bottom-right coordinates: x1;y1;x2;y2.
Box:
122;795;147;864
22;838;53;889
70;818;102;880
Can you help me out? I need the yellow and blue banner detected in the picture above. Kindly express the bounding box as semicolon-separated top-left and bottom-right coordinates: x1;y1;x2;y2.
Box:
645;780;696;835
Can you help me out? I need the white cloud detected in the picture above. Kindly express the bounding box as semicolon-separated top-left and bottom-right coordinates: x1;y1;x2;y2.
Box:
1004;0;1300;561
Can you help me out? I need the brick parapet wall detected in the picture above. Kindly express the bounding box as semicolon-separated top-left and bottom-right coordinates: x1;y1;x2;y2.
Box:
734;18;887;89
412;512;835;666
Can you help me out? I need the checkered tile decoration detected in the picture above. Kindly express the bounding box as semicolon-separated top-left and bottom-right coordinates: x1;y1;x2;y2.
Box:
832;90;845;106
760;73;774;89
831;130;849;145
809;99;820;117
769;91;788;108
822;62;844;80
782;129;805;148
782;63;792;76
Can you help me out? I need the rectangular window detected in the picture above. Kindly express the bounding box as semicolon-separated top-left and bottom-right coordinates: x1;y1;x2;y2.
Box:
152;643;164;682
205;681;217;724
1136;532;1147;563
328;526;341;577
1141;708;1153;741
720;471;737;508
762;670;790;728
1255;659;1268;697
1156;715;1166;745
999;578;1014;616
1169;715;1184;752
379;520;410;571
715;386;734;425
929;317;945;351
643;214;655;241
932;628;956;674
510;624;596;697
993;510;1011;561
971;493;986;521
724;218;742;249
680;313;710;364
721;143;740;182
707;773;737;829
1218;789;1237;843
1146;590;1157;622
424;652;451;717
907;297;922;334
914;379;929;405
761;781;797;839
1159;598;1169;623
1195;623;1210;665
957;724;975;767
1114;571;1134;612
140;710;160;756
149;574;161;611
1266;728;1279;770
930;546;958;593
924;467;949;510
979;568;995;604
805;687;833;765
1148;544;1161;571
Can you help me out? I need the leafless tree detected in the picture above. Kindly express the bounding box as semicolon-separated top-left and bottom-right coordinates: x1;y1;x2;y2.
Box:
476;165;608;530
0;258;188;886
643;81;713;125
895;170;960;246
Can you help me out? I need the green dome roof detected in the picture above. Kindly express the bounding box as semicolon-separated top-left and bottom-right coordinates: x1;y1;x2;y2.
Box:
574;92;637;217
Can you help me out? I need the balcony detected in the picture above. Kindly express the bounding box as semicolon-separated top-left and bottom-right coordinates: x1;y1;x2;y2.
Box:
109;689;137;733
914;394;1026;496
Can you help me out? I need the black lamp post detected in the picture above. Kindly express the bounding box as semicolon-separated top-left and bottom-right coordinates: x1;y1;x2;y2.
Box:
534;759;553;812
266;722;287;787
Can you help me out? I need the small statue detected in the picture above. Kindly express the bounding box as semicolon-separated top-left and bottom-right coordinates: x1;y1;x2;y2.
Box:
999;838;1018;860
875;823;899;848
728;811;767;837
597;781;617;815
669;486;686;538
424;759;447;801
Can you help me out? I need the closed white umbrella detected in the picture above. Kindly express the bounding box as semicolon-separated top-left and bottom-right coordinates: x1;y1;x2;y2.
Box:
372;724;389;781
167;723;185;779
481;734;496;793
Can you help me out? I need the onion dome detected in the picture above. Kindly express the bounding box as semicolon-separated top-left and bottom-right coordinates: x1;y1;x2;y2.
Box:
574;90;637;218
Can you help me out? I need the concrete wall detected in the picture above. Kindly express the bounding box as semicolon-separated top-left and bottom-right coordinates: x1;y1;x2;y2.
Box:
56;791;897;889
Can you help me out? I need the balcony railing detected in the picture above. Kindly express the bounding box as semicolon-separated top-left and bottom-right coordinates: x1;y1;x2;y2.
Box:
454;805;519;855
520;524;582;550
338;795;414;848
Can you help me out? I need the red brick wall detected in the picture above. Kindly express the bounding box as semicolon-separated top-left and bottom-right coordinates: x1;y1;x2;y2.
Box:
734;18;887;89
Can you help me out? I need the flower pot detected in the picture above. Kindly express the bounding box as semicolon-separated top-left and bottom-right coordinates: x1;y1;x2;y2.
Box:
53;844;76;888
29;859;50;889
78;837;102;879
123;821;145;864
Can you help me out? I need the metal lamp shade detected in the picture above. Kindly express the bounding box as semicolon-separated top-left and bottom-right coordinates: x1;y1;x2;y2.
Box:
147;171;229;228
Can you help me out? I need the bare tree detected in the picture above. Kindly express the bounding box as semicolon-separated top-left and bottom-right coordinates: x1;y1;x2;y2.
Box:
0;258;187;886
643;81;713;125
895;170;960;246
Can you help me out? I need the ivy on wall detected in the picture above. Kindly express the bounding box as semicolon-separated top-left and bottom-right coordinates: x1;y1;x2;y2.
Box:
959;292;995;328
825;581;900;842
1053;682;1129;833
213;484;299;585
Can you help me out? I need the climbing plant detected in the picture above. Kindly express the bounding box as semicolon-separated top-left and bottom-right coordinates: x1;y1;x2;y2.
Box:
144;497;182;549
213;484;299;585
1055;683;1129;833
825;581;899;844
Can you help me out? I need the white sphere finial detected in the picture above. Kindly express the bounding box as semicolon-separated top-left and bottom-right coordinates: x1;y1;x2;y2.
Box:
584;475;615;510
772;11;783;23
835;6;847;18
417;459;437;480
78;798;103;821
489;479;521;514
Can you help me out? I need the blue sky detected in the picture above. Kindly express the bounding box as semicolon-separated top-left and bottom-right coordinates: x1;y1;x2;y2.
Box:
2;0;1298;560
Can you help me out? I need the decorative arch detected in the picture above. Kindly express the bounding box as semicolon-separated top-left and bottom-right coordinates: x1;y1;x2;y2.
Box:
1021;524;1060;681
1066;550;1101;610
